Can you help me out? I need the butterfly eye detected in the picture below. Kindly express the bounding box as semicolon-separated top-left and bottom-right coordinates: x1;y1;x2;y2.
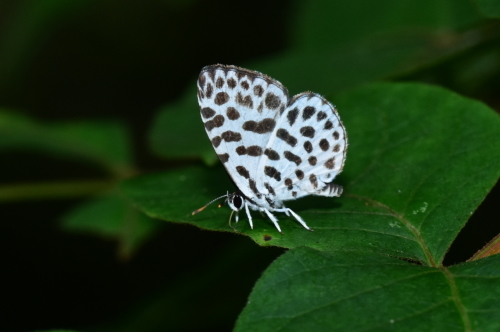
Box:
232;195;243;209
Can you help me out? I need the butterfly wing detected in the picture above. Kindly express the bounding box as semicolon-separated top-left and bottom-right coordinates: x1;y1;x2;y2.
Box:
256;92;347;201
197;65;290;199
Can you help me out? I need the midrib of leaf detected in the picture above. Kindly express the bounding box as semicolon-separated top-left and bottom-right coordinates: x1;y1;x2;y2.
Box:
441;266;472;332
347;194;437;267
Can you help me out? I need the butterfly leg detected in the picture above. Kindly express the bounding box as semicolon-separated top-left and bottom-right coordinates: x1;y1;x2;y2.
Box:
244;200;253;229
274;208;313;231
262;209;283;233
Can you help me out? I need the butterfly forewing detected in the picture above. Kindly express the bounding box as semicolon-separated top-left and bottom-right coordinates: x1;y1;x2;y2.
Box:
257;93;347;201
197;65;289;199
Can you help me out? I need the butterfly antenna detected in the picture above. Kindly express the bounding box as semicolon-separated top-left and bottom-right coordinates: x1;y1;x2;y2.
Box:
192;194;228;215
218;191;230;208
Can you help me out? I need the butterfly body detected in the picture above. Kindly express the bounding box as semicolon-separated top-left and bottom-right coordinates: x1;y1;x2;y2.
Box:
196;65;347;232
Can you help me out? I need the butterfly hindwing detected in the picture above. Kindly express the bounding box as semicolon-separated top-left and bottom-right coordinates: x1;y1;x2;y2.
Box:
197;65;289;199
257;93;347;201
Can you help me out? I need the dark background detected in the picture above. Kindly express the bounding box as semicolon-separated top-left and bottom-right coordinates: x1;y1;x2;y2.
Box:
0;1;499;331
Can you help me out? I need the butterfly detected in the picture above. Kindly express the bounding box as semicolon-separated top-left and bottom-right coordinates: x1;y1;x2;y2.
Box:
192;65;347;233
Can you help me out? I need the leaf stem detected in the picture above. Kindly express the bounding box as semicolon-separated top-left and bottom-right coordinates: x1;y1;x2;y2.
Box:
0;179;116;202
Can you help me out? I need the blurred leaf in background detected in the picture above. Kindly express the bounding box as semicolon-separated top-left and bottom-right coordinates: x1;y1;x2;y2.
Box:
475;0;500;18
61;193;162;259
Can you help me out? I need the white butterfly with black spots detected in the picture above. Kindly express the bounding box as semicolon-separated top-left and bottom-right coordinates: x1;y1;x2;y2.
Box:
192;64;347;233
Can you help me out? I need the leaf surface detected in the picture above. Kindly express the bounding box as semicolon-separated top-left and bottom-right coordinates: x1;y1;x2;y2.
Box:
235;247;500;332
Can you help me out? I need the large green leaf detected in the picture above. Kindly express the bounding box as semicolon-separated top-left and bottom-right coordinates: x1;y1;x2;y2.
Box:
124;83;500;266
0;110;133;176
235;247;500;332
475;0;500;18
61;194;161;257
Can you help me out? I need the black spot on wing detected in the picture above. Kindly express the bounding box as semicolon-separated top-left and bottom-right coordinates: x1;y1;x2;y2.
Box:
226;107;240;120
300;126;315;138
216;77;224;88
284;151;302;166
303;106;315;120
236;166;249;179
247;146;263;156
287;108;299;126
303;141;313;153
211;136;221;148
319;139;330;151
215;92;230;105
240;81;250;90
201;107;216;119
309;174;318;189
242;118;276;134
324;120;333;130
254;85;264;97
227;78;237;89
221;131;242;142
295;169;304;180
265;92;281;110
236;146;246;155
276;129;297;147
249;179;260;196
264;166;281;181
236;92;253;108
308;156;317;166
198;73;206;89
317;111;327;121
264;182;276;196
206;83;213;98
324;158;335;169
218;153;229;163
264;148;280;160
204;115;224;131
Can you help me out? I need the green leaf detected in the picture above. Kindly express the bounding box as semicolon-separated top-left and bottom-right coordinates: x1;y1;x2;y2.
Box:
291;0;482;50
150;29;485;162
475;0;500;18
61;194;161;257
149;95;217;165
0;110;134;177
127;83;500;265
235;247;500;332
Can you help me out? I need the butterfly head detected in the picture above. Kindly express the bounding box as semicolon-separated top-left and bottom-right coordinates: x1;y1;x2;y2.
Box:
191;191;245;215
227;192;244;212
